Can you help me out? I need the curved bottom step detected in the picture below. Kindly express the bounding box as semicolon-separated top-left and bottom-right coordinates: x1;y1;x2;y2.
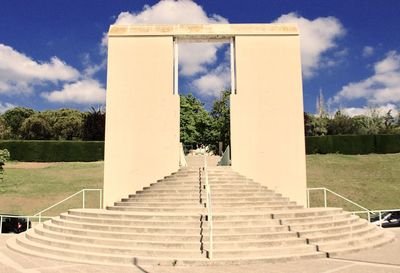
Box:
7;236;327;266
323;231;396;257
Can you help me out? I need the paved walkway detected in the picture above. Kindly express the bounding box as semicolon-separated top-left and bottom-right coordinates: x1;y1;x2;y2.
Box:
1;228;400;273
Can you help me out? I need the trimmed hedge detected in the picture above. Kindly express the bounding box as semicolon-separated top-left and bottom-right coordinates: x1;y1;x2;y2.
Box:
0;140;104;162
306;135;400;155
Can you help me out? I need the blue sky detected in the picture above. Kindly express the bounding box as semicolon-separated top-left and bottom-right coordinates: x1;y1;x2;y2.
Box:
1;0;400;116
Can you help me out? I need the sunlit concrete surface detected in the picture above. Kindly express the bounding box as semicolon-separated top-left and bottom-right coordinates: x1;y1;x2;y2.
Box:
2;228;400;273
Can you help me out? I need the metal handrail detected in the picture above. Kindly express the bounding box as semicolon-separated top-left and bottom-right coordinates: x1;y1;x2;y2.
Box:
351;208;400;227
1;188;103;233
203;154;213;259
34;188;103;223
307;187;371;221
307;187;400;227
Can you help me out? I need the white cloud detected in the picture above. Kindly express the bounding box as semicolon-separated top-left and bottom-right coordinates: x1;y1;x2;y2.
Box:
41;79;106;105
333;51;400;105
0;44;79;93
0;102;16;114
105;0;228;76
341;104;398;117
362;46;374;58
192;63;230;97
274;13;345;78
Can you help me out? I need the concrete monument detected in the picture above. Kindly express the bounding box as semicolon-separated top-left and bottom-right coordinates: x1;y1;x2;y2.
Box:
104;24;306;206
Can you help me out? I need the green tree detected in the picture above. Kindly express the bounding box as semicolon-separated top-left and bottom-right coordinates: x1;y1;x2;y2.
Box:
3;107;35;138
82;107;105;141
211;90;230;150
180;94;213;146
0;117;11;139
327;111;355;135
352;115;373;135
382;110;395;133
20;115;52;140
304;113;328;136
48;109;84;140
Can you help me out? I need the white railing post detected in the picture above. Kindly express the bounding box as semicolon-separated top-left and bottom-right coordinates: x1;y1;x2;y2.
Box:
379;211;382;228
306;189;310;208
99;189;103;209
27;217;30;230
39;213;42;223
203;154;213;259
324;188;327;208
82;190;86;209
230;37;236;94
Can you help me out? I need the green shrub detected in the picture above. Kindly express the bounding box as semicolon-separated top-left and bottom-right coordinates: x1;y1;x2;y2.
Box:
0;149;10;164
306;135;400;155
0;141;104;162
375;135;400;154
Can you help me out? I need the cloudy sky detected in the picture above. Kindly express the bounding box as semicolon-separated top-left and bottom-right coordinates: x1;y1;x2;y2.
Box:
1;0;400;116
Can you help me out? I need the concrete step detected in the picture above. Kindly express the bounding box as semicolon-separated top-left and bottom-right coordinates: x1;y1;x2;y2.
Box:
211;245;317;259
306;224;377;243
202;225;289;234
297;220;368;237
316;228;384;251
205;231;300;242
12;235;207;266
114;201;203;208
124;196;200;202
148;184;262;189
280;212;353;224
323;232;395;257
60;213;202;228
43;221;202;241
212;204;303;213
212;213;274;221
25;231;203;258
212;201;297;208
8;236;327;266
35;225;201;249
288;215;360;231
107;206;206;213
123;196;288;203
204;237;307;249
271;208;343;219
51;217;202;234
208;219;280;227
212;196;289;202
69;209;203;221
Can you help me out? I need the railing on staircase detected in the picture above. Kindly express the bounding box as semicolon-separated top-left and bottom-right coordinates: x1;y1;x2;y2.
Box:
0;188;102;234
34;189;103;223
307;187;373;221
203;154;213;259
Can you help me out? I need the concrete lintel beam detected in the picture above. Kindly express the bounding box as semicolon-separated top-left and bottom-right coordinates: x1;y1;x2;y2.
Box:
108;24;299;38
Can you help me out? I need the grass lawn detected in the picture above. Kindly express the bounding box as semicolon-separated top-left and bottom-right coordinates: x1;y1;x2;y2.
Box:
307;153;400;211
0;153;399;216
0;162;103;216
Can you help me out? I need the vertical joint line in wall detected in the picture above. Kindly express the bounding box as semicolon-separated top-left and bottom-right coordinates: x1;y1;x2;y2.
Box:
173;37;179;95
230;37;237;95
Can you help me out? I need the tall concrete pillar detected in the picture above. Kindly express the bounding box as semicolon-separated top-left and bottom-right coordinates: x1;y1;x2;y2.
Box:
231;34;307;205
103;35;180;207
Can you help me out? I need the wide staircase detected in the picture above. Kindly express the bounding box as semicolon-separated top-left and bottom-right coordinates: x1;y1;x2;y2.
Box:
7;157;394;266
